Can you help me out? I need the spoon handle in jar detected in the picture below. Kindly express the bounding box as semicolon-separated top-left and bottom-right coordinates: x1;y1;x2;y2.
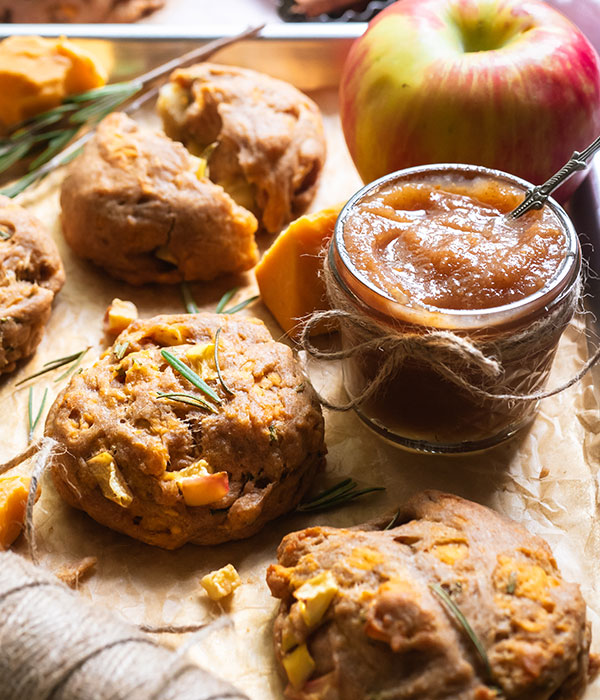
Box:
507;133;600;220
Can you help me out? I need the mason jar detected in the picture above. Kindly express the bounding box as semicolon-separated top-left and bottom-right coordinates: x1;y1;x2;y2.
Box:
326;164;581;453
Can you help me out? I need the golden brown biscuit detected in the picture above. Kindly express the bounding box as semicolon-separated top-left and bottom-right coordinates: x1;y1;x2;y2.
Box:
158;63;326;234
267;491;594;699
0;196;64;375
46;313;326;549
0;0;163;22
60;112;259;286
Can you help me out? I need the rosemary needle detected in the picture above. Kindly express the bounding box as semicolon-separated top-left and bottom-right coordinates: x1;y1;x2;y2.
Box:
384;510;400;530
221;295;260;315
15;347;89;386
215;287;239;314
214;328;234;396
113;341;130;361
27;386;48;442
161;349;221;405
156;391;218;414
429;583;493;681
181;282;199;314
297;478;385;513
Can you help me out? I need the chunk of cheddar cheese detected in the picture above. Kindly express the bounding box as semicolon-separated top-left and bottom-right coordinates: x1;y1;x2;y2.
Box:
255;204;342;340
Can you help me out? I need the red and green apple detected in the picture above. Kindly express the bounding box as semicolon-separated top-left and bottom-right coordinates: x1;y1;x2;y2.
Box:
340;0;600;199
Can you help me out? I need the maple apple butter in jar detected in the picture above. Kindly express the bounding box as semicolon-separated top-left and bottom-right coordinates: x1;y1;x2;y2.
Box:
328;164;580;453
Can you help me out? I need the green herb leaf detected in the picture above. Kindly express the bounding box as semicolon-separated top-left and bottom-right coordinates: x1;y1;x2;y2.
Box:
161;349;222;405
0;139;33;173
269;424;278;444
221;295;260;315
0;224;13;240
113;341;130;361
429;582;493;681
16;347;89;386
156;391;218;414
54;347;89;382
214;327;234;396
27;386;49;442
180;282;199;314
28;127;78;172
215;287;239;314
297;478;385;513
506;572;517;595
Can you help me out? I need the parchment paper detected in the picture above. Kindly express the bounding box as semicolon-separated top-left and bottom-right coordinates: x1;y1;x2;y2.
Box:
2;88;600;699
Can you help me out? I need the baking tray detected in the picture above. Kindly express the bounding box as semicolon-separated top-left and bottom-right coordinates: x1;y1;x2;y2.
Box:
1;23;600;700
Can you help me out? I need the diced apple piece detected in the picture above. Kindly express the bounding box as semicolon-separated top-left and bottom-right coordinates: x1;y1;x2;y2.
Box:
104;298;138;337
294;570;338;628
179;471;229;507
282;644;316;691
153;326;185;346
201;563;241;601
281;625;302;653
87;452;133;508
255;204;342;340
0;474;30;550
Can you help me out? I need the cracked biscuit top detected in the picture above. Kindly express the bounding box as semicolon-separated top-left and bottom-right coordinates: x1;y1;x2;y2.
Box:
0;195;64;374
267;491;595;700
158;62;326;234
46;313;326;549
60;112;258;285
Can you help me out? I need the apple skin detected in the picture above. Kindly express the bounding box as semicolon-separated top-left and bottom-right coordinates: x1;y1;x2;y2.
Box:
340;0;600;200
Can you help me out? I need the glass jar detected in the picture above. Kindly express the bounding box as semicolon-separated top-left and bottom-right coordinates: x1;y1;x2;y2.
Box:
327;164;581;454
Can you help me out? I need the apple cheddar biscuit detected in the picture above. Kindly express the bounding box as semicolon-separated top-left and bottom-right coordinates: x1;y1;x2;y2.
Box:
158;63;326;233
60;112;258;286
267;491;595;699
0;196;64;375
46;313;326;549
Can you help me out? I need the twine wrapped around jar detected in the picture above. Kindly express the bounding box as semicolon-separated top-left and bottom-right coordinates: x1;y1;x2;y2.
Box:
0;548;247;700
300;254;599;411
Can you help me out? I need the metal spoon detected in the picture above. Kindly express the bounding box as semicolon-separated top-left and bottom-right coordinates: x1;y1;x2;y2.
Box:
507;133;600;220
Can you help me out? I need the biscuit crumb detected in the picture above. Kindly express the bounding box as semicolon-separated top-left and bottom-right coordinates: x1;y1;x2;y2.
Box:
201;564;241;601
56;556;97;589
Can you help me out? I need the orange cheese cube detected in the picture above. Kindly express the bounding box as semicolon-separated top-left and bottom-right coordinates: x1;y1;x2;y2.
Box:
255;204;343;340
0;475;30;550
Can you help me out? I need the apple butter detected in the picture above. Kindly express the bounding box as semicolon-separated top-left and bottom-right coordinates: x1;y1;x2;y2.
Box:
328;164;580;453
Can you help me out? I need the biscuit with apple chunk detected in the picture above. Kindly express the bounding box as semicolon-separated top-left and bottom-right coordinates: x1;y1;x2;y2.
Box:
45;313;326;549
267;491;596;699
60;112;258;285
0;196;64;375
158;63;326;234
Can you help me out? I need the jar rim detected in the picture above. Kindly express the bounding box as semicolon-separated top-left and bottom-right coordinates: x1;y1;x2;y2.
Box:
332;163;581;330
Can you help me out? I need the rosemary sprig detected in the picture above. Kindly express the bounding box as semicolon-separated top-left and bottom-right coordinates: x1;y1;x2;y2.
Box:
156;391;218;414
15;347;89;386
429;583;493;681
181;282;199;314
161;349;221;405
54;347;89;382
214;327;234;396
113;341;130;361
0;81;142;181
27;386;48;442
297;478;385;513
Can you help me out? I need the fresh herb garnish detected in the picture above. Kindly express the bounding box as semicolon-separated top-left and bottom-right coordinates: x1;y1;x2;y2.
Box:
113;341;130;361
27;386;48;442
156;391;218;414
297;478;385;513
161;348;222;405
0;81;142;182
181;282;199;314
0;224;12;240
269;424;278;444
429;582;493;681
214;328;234;396
506;572;517;595
16;347;89;386
54;347;89;382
